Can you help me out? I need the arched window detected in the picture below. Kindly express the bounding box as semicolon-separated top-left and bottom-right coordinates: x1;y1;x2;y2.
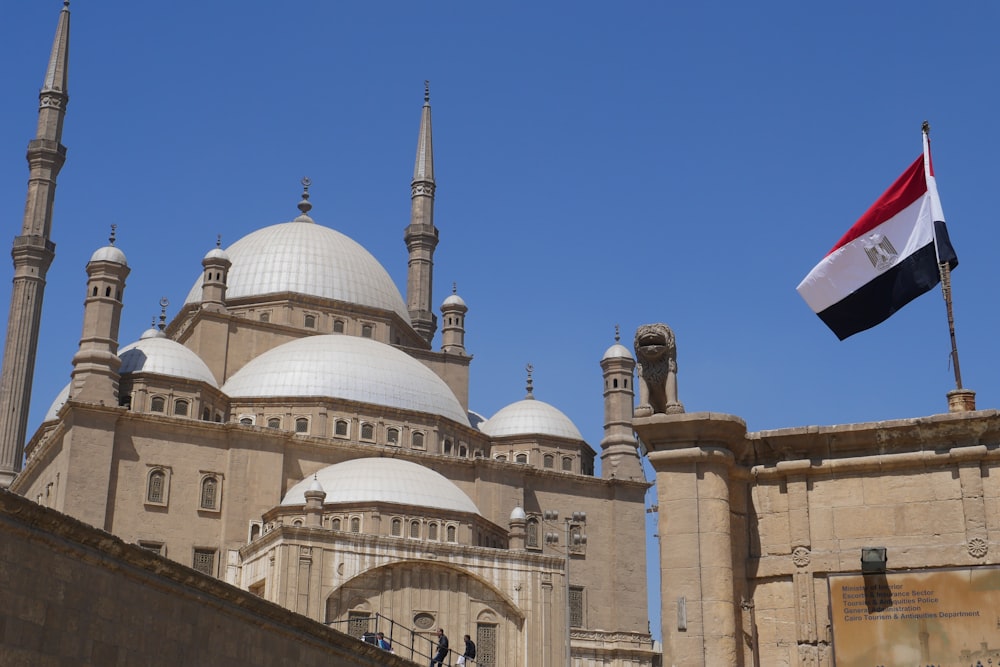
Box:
150;396;165;413
391;518;402;536
174;399;189;416
459;444;468;458
200;476;218;510
267;417;280;429
361;324;373;338
386;428;399;444
202;407;210;421
527;518;540;548
292;519;303;527
444;439;453;455
428;523;438;540
410;520;421;538
333;319;345;333
360;423;374;441
350;517;360;533
105;286;112;297
515;452;528;464
295;417;309;433
146;469;166;504
544;454;554;468
495;454;507;462
562;457;573;471
412;431;425;449
249;524;261;542
334;419;349;437
613;378;619;388
91;286;98;297
331;518;341;531
447;525;457;542
304;314;316;328
239;416;254;426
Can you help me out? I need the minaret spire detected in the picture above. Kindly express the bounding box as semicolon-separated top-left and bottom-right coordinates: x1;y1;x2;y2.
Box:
0;2;72;487
404;81;440;345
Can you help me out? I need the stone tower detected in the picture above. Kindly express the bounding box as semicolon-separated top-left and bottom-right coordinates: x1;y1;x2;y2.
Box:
599;327;643;480
439;284;467;355
200;237;232;313
69;230;129;404
0;2;71;487
404;82;439;345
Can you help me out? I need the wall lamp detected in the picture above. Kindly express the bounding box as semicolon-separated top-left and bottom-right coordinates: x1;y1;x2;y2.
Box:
860;547;887;574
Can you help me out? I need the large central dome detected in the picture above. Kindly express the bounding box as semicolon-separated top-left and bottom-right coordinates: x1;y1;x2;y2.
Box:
184;221;410;323
221;335;470;425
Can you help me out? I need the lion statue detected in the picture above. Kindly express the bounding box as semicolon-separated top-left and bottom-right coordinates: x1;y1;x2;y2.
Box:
633;323;684;416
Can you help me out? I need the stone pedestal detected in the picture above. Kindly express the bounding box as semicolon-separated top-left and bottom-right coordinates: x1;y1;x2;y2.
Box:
635;412;747;667
947;388;976;413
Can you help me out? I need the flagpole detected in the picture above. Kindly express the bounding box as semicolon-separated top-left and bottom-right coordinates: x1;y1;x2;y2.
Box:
924;121;974;410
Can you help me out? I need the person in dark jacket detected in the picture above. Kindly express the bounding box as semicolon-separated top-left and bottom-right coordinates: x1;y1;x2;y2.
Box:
457;634;476;665
430;628;448;667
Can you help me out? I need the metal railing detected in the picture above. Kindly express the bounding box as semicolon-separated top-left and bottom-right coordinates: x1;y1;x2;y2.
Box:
327;613;478;666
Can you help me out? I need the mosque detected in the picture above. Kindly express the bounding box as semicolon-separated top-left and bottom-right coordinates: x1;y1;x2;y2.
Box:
0;4;656;666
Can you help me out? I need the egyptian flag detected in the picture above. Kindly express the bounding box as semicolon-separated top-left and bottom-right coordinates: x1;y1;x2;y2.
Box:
797;131;958;340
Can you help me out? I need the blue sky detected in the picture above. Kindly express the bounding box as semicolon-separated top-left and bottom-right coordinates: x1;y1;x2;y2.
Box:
2;1;999;643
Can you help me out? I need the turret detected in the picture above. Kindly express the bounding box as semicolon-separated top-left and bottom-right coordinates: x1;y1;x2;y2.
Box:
200;235;231;313
304;475;326;528
440;283;467;355
0;2;72;486
404;82;439;345
70;227;130;404
599;326;642;480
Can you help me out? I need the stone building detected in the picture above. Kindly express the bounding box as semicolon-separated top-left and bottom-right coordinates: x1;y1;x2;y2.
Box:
0;5;656;667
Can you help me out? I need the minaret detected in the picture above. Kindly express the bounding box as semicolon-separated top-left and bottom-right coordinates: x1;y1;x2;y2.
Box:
70;226;129;403
0;2;71;487
600;326;643;480
200;235;232;313
440;283;468;355
404;81;439;345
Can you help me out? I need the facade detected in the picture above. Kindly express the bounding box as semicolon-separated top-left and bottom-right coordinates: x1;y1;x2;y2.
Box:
2;5;656;667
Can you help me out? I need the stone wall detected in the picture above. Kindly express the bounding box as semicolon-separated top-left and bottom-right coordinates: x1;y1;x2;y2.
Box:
0;489;417;666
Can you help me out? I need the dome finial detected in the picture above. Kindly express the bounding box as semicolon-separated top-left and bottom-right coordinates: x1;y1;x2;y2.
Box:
424;80;430;104
109;224;117;246
216;234;222;248
525;363;534;399
452;282;457;295
158;297;169;331
296;177;313;219
614;324;620;343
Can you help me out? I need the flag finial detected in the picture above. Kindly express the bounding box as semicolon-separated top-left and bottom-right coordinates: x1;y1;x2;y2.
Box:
922;120;930;135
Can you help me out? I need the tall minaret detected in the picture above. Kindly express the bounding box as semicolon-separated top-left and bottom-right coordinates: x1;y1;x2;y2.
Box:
404;81;439;345
0;2;71;487
600;326;643;480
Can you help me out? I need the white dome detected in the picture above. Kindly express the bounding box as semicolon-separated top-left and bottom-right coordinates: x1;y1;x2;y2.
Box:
184;221;409;323
119;337;219;387
203;247;231;262
602;343;633;360
442;293;466;308
510;506;526;521
44;383;71;422
221;335;469;425
481;398;584;440
90;245;127;265
282;457;480;514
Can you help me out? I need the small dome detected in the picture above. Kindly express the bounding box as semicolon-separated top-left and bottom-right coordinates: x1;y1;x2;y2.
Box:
140;327;167;340
510;506;526;521
307;476;325;494
442;293;467;309
90;245;128;265
481;398;584;441
602;343;633;360
221;335;469;425
184;221;409;323
43;383;71;422
119;337;218;387
203;247;231;262
282;458;480;514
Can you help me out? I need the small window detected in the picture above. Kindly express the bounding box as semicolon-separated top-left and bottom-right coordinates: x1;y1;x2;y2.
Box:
202;407;210;421
543;454;554;469
444;439;453;456
295;417;309;434
410;520;420;538
391;518;402;536
292;519;303;527
474;450;483;458
387;428;399;445
137;541;164;556
562;457;573;472
447;525;457;542
350;517;360;533
239;416;254;426
412;431;425;449
360;423;374;441
495;454;507;462
150;396;165;413
105;286;111;297
569;586;585;628
91;286;98;297
334;419;349;437
428;523;438;540
333;319;345;333
249;523;261;542
613;378;619;388
527;518;539;548
214;412;223;423
193;549;216;577
146;469;167;504
259;312;270;322
174;399;189;416
267;417;281;429
459;444;468;458
331;518;341;531
515;453;528;464
361;324;373;338
200;476;219;510
304;314;316;328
